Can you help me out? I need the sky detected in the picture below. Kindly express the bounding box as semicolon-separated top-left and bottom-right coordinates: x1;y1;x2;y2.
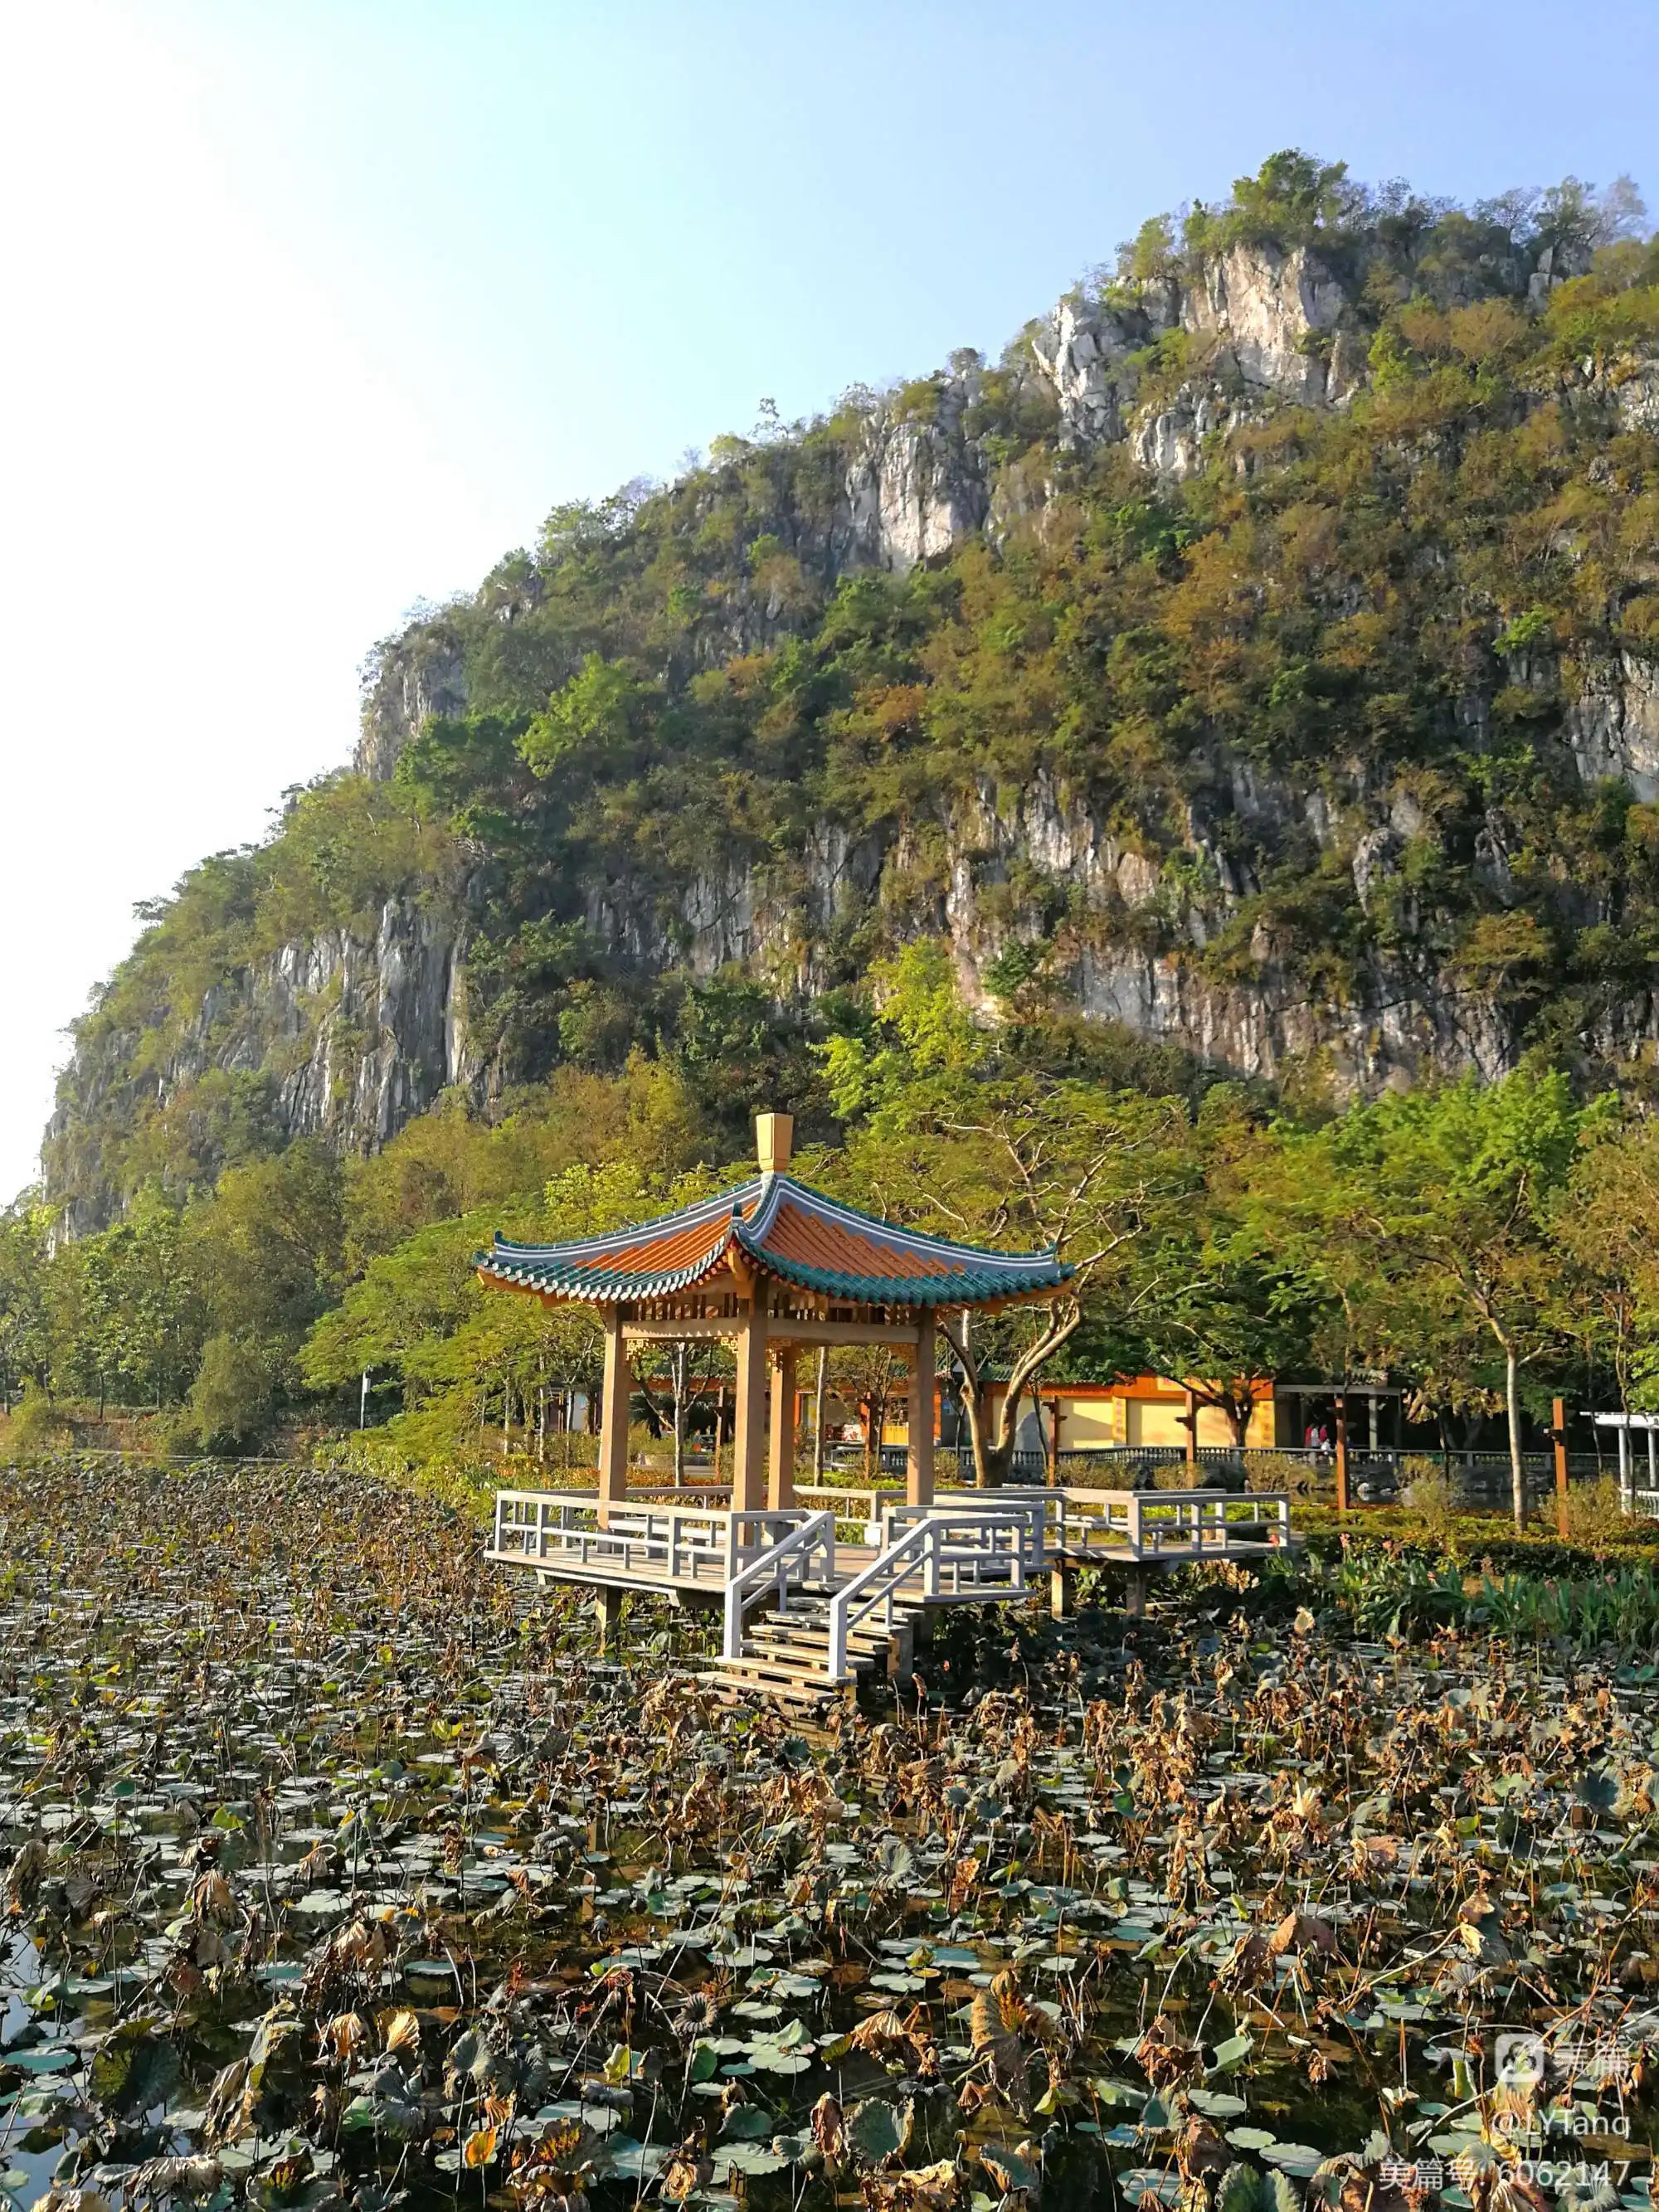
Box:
1;0;1656;1204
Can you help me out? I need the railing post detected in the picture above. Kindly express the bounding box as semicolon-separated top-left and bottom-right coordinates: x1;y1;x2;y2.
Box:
907;1315;936;1508
597;1307;633;1529
1334;1393;1349;1516
723;1578;743;1660
1129;1495;1143;1560
1552;1398;1569;1539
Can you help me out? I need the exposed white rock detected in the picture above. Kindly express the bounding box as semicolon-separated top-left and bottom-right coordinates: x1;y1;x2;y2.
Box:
1184;241;1347;403
357;634;467;781
258;898;470;1148
1029;293;1158;449
1613;362;1659;434
844;412;989;574
1133;382;1233;483
1567;651;1659;801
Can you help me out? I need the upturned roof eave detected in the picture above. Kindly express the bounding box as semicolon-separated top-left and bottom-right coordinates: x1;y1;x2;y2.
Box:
475;1168;1069;1310
475;1242;1070;1313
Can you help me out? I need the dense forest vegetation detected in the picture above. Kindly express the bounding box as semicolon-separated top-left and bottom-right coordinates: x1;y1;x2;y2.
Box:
13;153;1659;1499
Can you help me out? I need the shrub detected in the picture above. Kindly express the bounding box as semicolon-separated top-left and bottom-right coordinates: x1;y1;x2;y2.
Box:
1;1384;70;1455
1400;1460;1458;1534
1561;1475;1638;1545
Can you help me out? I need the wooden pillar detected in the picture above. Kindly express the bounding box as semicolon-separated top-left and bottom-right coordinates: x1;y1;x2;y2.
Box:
730;1286;769;1513
1334;1392;1349;1515
907;1313;936;1508
1552;1397;1570;1538
593;1586;622;1652
1182;1388;1198;1468
811;1345;828;1485
596;1307;632;1527
768;1346;798;1510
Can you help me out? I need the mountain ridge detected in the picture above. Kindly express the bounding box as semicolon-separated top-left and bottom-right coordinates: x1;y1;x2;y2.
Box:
43;153;1659;1229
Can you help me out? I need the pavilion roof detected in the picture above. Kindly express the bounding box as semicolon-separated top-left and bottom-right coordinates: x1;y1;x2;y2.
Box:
478;1172;1069;1310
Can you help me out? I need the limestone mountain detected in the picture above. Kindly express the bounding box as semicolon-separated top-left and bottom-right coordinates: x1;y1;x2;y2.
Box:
45;153;1659;1228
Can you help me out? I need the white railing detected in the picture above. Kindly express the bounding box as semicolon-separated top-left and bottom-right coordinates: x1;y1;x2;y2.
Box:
890;1495;1049;1572
491;1491;804;1582
1052;1487;1292;1558
721;1512;836;1659
826;1510;1029;1682
791;1484;898;1535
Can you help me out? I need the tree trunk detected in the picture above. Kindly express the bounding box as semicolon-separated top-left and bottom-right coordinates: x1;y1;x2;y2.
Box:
941;1311;998;1488
941;1305;1082;1492
1506;1344;1525;1533
1026;1383;1050;1479
671;1343;688;1485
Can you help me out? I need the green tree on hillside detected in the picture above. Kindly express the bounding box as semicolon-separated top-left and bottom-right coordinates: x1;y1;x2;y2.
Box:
820;942;1196;1482
0;1205;51;1410
185;1141;347;1444
51;1187;203;1412
1301;1071;1593;1529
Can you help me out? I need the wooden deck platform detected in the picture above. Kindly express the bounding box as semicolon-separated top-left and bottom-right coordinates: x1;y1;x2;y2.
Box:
488;1484;1297;1691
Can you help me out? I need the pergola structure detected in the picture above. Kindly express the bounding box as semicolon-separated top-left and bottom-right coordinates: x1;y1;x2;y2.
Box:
476;1113;1070;1520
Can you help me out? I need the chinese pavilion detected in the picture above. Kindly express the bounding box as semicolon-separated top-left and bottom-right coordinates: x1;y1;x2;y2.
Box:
476;1112;1070;1519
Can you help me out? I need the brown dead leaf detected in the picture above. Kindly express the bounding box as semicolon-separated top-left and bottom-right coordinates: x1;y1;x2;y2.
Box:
810;2092;846;2165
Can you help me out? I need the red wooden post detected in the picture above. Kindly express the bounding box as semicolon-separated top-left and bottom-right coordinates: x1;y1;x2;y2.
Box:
1553;1397;1569;1539
1334;1393;1349;1515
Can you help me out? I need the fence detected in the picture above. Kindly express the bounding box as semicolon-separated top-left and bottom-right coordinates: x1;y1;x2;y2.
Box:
921;1442;1622;1497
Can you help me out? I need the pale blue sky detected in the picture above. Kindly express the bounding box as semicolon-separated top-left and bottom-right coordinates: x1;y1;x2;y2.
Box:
2;0;1655;1199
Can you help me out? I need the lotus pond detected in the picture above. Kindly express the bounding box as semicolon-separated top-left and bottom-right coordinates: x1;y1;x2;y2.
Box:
0;1464;1652;2212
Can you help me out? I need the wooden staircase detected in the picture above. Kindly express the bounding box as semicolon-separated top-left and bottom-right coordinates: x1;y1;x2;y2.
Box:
698;1595;915;1708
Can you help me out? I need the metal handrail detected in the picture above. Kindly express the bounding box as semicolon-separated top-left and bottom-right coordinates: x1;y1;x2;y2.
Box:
1051;1487;1292;1559
721;1512;836;1659
791;1484;895;1532
890;1495;1048;1571
490;1491;803;1581
826;1510;1029;1682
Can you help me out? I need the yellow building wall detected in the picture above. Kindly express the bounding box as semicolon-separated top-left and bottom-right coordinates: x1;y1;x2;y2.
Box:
1058;1398;1118;1447
1120;1395;1276;1449
961;1383;1278;1454
1126;1398;1186;1446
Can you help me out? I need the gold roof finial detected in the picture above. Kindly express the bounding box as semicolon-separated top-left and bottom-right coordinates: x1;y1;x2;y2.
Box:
755;1111;793;1175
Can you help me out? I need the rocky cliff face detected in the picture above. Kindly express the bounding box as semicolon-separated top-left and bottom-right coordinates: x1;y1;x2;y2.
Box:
46;896;474;1233
562;774;1587;1101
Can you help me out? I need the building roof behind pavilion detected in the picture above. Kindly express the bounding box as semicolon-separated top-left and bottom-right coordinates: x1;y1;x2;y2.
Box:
478;1172;1069;1310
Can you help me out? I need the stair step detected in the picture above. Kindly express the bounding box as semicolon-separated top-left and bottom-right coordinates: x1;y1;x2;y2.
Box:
745;1620;894;1652
713;1650;868;1686
699;1668;836;1708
